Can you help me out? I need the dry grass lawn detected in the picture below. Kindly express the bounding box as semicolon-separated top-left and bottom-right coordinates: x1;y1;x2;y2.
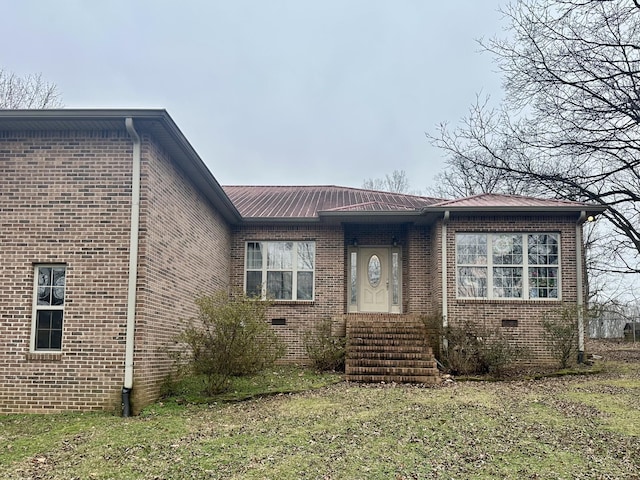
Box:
1;339;640;479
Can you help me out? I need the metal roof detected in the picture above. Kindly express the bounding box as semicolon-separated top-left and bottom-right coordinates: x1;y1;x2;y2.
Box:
223;185;443;220
427;193;606;216
431;193;591;209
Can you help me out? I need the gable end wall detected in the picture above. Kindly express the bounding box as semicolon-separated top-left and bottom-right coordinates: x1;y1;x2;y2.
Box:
132;135;232;412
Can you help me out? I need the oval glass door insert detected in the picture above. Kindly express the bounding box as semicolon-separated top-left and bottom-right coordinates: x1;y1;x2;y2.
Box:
368;254;381;287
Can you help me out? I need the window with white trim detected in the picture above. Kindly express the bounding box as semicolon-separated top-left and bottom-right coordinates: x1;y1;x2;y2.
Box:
456;233;559;300
245;241;315;300
32;265;66;351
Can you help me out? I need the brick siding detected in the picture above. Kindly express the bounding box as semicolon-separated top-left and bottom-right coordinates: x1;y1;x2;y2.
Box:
0;130;133;413
229;223;439;362
441;214;582;364
0;130;232;414
131;136;231;412
0;127;588;413
230;224;343;361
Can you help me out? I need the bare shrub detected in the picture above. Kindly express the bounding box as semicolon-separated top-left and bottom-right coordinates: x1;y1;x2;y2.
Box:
442;320;522;376
542;307;581;369
303;318;345;372
179;291;285;395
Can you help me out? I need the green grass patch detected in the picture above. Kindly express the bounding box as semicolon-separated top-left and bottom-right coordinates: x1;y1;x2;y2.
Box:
562;389;640;436
160;366;342;406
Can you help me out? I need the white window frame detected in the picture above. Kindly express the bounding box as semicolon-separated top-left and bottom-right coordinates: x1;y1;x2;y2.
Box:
31;264;67;352
455;233;561;301
244;241;316;301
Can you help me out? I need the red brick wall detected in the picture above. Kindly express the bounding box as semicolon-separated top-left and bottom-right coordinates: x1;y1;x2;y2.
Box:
0;128;587;414
407;224;434;315
230;224;343;361
430;222;444;319
441;214;582;364
0;130;133;413
132;136;231;411
229;223;441;362
0;130;233;414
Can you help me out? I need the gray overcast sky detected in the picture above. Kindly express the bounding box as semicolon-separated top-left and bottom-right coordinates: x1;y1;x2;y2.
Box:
2;1;505;191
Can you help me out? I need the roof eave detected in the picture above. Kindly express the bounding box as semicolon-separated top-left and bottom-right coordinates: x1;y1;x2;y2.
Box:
240;216;322;224
0;109;243;225
144;112;242;224
426;205;607;215
318;210;423;224
0;108;172;126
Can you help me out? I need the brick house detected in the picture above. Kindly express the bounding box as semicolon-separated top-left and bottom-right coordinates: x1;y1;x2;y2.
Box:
0;109;604;414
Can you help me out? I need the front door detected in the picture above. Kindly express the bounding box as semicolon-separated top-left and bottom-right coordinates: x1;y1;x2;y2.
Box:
359;247;390;313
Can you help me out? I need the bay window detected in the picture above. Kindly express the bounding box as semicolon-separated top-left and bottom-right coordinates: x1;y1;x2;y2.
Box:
245;241;315;300
456;233;559;300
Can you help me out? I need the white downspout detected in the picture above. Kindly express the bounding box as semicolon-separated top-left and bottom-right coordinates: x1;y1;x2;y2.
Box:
576;211;586;363
123;117;141;416
441;211;450;329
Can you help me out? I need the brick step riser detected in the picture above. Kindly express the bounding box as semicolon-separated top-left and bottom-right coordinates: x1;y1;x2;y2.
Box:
347;359;437;368
347;347;432;355
347;348;427;356
347;322;425;328
346;366;439;376
347;318;424;324
347;326;426;334
345;317;440;384
347;375;440;384
347;352;430;360
347;331;426;339
348;341;429;349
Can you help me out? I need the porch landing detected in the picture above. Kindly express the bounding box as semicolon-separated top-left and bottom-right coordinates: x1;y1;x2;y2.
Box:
345;314;440;384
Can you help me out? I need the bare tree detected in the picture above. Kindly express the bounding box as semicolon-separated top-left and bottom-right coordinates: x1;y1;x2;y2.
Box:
0;69;63;109
362;169;411;193
428;0;640;278
429;148;542;198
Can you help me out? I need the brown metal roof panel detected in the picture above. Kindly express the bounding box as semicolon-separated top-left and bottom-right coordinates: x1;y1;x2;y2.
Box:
222;185;444;218
427;193;607;218
431;193;589;209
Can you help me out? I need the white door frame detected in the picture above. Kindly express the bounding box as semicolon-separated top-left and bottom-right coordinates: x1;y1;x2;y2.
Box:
347;245;402;314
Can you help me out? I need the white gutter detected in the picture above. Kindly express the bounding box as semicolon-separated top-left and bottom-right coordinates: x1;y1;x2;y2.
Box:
441;211;450;329
123;118;141;413
576;211;586;362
